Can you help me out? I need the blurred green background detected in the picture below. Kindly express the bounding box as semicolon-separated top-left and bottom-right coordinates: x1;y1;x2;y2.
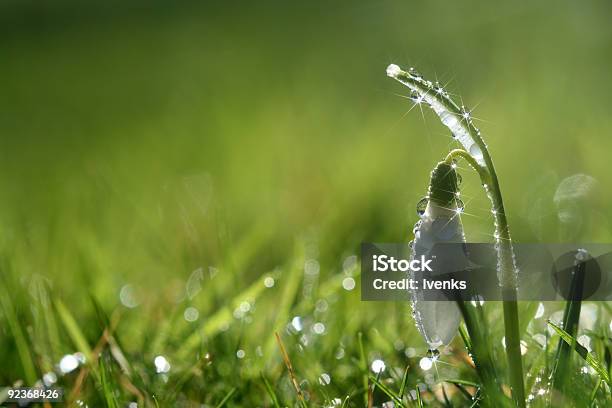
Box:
1;1;611;406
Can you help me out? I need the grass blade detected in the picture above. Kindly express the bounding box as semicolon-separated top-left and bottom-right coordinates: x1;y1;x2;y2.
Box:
261;372;282;408
99;354;120;408
441;378;479;388
263;247;304;358
398;364;410;399
55;299;93;359
550;251;587;394
548;320;610;385
414;386;423;407
0;284;37;384
214;387;236;408
502;297;526;407
442;378;479;401
358;332;369;407
368;375;404;406
275;332;307;408
589;378;601;407
456;299;508;407
177;270;277;360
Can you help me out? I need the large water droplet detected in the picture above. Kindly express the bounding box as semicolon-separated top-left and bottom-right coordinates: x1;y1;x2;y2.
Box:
371;359;386;373
318;373;331;386
416;198;428;217
409;91;424;104
434;82;447;97
426;349;440;359
386;64;401;78
419;357;433;370
455;172;462;186
440;112;460;129
469;144;484;161
412;219;422;234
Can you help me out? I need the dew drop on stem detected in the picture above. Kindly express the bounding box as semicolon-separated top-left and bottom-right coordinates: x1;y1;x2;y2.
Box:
469;144;484;161
386;64;401;78
455;172;462;186
413;220;422;234
410;91;426;105
416;197;428;217
455;198;465;213
409;67;423;79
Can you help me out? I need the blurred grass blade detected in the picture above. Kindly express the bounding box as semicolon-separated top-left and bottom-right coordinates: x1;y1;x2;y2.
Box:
358;332;369;407
55;299;93;359
0;284;37;384
589;378;601;407
261;372;281;408
442;378;480;401
444;379;474;401
263;247;304;358
459;323;472;351
275;332;307;408
178;270;277;360
214;387;236;408
456;299;507;407
441;384;451;407
99;355;120;408
551;253;585;392
368;375;403;406
441;378;479;388
398;364;410;399
415;386;423;407
148;306;180;356
548;321;610;385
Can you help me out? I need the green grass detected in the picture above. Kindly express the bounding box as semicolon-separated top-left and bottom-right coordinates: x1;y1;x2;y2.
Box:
1;245;610;406
1;1;612;407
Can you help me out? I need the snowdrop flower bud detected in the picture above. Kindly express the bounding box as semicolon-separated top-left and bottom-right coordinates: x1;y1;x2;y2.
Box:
411;162;467;349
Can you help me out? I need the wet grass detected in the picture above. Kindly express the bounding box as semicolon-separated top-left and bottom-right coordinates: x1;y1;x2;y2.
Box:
0;233;610;406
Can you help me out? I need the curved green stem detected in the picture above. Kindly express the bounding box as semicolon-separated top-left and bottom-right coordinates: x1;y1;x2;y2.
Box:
477;147;526;408
389;65;525;407
449;149;525;407
444;149;490;184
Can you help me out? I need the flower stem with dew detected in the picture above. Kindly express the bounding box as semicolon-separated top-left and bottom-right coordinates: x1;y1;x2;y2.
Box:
387;64;526;407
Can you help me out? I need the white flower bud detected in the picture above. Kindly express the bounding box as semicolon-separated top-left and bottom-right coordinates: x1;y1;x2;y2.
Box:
410;163;466;349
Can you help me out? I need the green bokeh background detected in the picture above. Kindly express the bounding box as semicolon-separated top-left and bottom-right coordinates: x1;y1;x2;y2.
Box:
1;0;611;405
3;0;612;285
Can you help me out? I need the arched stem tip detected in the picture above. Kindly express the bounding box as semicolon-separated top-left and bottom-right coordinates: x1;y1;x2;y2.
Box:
386;64;402;78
